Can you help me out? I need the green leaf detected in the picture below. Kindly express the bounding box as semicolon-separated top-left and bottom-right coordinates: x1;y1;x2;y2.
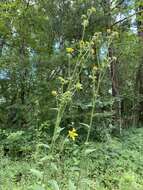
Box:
33;185;45;190
30;169;43;179
51;162;58;172
80;123;90;129
68;180;76;190
38;143;50;149
50;108;59;112
54;127;64;141
49;180;60;190
40;156;50;163
84;148;96;156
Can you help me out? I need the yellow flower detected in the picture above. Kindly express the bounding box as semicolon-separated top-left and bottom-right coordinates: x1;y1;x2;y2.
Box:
51;90;58;97
66;47;74;54
68;128;78;141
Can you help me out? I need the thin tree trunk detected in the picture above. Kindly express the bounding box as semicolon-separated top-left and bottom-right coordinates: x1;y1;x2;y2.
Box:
136;3;143;124
103;0;121;129
0;37;4;56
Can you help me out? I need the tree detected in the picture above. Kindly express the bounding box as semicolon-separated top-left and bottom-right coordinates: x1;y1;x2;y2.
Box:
135;1;143;123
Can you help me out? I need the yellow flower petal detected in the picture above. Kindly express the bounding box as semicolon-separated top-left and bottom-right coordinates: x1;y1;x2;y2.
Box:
66;48;74;54
68;128;78;141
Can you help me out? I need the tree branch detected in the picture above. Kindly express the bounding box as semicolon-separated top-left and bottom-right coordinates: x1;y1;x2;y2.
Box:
112;9;143;27
111;0;125;11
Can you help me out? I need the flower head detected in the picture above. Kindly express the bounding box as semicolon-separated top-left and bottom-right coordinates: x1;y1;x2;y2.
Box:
51;90;58;97
75;82;83;90
66;47;74;54
93;65;98;71
107;29;111;33
79;40;85;48
68;128;78;141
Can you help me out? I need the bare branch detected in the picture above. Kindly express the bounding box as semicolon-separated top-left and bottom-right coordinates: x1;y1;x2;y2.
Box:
111;0;125;11
112;9;143;27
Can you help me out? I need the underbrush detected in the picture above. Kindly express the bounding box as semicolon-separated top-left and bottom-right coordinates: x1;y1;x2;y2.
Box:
0;127;143;190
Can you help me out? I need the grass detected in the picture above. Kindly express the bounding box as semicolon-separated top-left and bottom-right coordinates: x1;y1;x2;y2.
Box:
1;127;143;190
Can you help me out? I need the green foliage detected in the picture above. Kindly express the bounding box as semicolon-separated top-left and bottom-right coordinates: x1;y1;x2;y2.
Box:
0;128;143;189
0;129;35;157
0;0;143;190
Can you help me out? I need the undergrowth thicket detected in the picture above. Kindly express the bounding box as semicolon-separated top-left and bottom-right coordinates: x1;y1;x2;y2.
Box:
0;128;143;190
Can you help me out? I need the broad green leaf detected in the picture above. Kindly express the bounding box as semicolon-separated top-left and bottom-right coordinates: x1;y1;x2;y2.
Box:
84;148;96;156
68;180;76;190
49;180;60;190
33;185;45;190
51;162;58;172
30;169;43;179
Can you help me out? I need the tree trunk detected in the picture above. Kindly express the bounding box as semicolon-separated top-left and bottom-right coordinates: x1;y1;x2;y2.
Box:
102;0;120;127
136;3;143;124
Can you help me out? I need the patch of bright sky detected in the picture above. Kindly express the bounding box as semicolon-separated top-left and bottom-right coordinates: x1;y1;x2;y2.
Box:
0;70;9;80
115;0;137;33
130;9;137;33
25;0;36;5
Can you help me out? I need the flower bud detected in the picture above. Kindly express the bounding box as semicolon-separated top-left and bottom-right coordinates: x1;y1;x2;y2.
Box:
51;90;58;97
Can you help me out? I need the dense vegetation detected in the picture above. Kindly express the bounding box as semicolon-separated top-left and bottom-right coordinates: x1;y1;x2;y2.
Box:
1;128;143;190
0;0;143;189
